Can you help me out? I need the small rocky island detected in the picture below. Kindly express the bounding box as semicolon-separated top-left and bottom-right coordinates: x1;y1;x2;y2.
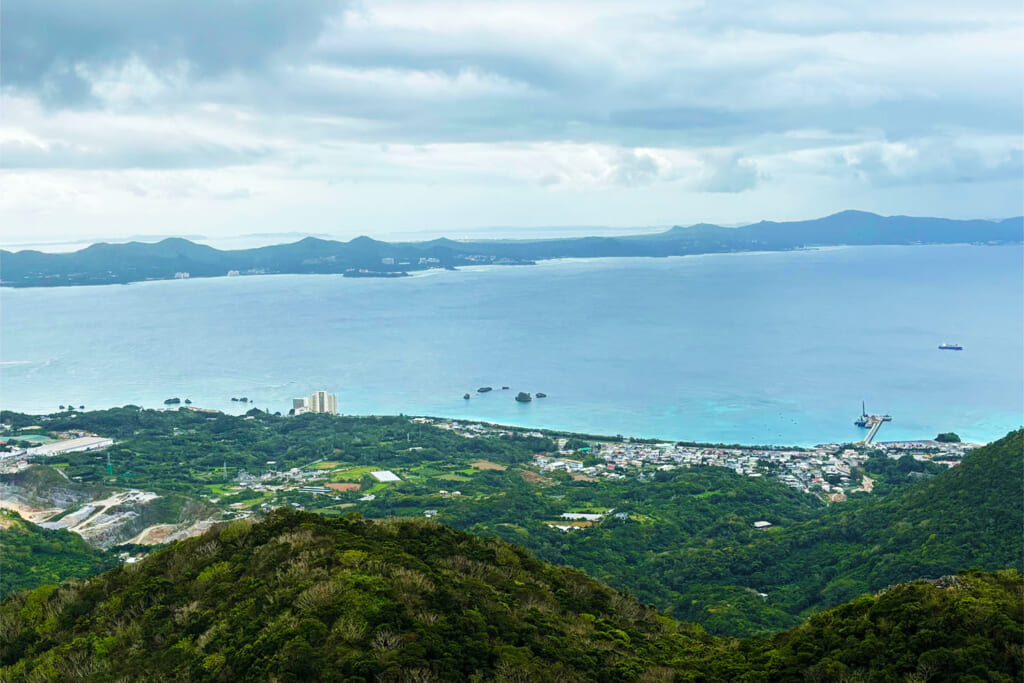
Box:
535;392;547;398
463;393;471;400
477;387;493;393
515;392;532;402
163;397;181;405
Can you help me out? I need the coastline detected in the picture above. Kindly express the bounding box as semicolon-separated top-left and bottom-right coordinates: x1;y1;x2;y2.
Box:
2;244;1020;447
3;240;1019;290
2;396;1018;449
6;241;1016;291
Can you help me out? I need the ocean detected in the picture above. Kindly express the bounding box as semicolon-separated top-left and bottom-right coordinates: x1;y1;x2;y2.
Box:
1;245;1021;446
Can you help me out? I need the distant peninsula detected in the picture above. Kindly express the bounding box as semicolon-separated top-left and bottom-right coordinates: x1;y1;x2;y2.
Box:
1;210;1020;288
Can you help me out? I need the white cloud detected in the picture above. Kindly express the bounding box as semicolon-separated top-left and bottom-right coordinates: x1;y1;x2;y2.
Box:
765;134;1024;187
80;57;190;106
697;154;762;193
0;0;1021;243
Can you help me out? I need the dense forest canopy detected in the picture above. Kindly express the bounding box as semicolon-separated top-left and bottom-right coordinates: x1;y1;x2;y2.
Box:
0;510;117;596
1;510;1020;681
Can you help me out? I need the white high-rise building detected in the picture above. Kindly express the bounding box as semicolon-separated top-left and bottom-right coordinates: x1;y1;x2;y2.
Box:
307;390;338;415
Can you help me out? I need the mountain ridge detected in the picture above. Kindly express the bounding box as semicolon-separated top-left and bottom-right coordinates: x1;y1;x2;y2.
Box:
454;428;1024;635
2;210;1021;287
1;508;1020;681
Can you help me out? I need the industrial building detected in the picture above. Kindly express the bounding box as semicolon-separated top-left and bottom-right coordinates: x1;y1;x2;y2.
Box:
28;436;114;457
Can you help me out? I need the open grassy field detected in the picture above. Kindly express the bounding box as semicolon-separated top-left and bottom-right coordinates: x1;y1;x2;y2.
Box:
328;465;379;482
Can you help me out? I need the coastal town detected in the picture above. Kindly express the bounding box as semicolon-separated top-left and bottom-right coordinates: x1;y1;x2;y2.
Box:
1;407;981;551
3;412;977;506
416;417;977;502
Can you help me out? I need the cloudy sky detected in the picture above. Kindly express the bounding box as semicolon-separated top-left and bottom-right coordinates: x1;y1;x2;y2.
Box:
2;0;1022;246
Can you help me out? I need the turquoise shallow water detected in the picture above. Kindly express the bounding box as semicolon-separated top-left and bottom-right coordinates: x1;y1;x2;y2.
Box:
1;245;1021;446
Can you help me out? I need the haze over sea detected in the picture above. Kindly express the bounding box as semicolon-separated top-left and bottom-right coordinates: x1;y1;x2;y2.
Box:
2;244;1021;446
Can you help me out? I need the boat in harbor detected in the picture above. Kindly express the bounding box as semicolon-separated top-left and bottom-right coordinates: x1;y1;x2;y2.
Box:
855;401;869;427
938;343;963;350
856;401;892;428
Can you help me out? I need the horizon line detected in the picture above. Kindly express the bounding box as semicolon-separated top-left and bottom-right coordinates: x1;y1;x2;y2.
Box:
2;209;1022;255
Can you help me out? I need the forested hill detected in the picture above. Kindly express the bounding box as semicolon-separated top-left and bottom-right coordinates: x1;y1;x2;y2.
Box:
0;511;710;681
728;570;1023;681
1;510;1021;681
659;429;1024;626
2;210;1021;287
452;429;1023;636
0;510;116;596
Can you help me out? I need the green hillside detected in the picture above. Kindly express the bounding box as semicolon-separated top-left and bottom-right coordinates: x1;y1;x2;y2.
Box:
428;430;1021;636
722;570;1024;681
0;510;716;681
663;429;1024;627
2;509;1020;681
416;466;824;635
0;510;117;597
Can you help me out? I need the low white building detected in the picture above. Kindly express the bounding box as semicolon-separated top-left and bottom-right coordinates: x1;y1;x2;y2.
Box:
29;436;113;456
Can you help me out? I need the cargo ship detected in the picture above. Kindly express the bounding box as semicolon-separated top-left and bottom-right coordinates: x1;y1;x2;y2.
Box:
938;343;963;350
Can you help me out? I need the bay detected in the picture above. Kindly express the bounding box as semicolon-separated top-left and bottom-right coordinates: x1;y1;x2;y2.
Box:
1;244;1020;446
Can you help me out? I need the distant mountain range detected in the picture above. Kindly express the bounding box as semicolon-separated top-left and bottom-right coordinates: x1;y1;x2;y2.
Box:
2;210;1020;287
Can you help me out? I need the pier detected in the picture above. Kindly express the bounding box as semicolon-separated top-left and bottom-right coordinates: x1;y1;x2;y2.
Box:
855;402;892;445
862;415;891;444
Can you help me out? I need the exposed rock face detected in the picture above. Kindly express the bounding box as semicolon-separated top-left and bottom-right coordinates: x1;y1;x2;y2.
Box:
0;469;93;510
1;466;220;550
515;392;532;402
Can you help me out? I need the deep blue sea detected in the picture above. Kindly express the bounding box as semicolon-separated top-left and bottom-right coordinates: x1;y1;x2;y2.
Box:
1;245;1021;446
